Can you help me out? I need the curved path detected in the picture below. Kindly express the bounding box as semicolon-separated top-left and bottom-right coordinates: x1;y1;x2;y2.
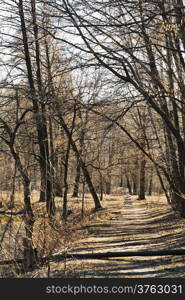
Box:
52;197;185;278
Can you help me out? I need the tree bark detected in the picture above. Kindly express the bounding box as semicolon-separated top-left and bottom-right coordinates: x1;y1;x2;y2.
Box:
105;177;111;195
170;186;185;218
72;160;81;198
62;139;71;221
138;159;146;200
120;174;123;187
148;171;153;196
126;175;132;194
132;173;138;195
54;155;63;197
8;161;17;208
99;172;104;201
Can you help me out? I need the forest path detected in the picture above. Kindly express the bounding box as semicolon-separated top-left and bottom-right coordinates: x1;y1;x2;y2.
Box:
51;197;185;278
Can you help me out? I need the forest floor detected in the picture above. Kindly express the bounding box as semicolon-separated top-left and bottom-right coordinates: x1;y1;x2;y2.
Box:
33;194;185;278
1;193;185;278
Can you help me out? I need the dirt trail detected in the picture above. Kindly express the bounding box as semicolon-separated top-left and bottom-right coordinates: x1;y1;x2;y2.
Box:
51;197;185;278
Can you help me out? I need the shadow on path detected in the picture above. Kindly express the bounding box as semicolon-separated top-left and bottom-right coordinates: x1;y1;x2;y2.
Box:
52;197;185;278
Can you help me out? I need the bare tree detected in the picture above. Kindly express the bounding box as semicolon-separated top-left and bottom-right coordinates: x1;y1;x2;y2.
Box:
50;0;185;216
17;0;55;216
0;92;37;270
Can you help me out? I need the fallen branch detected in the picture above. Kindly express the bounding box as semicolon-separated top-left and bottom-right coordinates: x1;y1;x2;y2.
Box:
49;249;185;261
1;249;185;266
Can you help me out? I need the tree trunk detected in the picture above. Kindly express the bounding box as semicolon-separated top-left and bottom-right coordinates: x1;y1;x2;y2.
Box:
105;143;114;195
148;171;153;196
132;174;138;195
22;181;37;271
99;172;103;201
62;139;71;221
164;123;185;214
170;190;185;218
105;176;111;195
8;161;17;208
72;160;81;197
126;175;132;194
120;174;123;187
138;159;146;200
81;161;102;210
54;181;63;197
81;181;85;219
10;146;37;271
39;157;55;217
72;129;84;198
54;155;63;197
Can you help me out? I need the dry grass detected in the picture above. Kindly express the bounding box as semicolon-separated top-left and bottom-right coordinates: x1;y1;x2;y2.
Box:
0;191;118;277
1;192;185;278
